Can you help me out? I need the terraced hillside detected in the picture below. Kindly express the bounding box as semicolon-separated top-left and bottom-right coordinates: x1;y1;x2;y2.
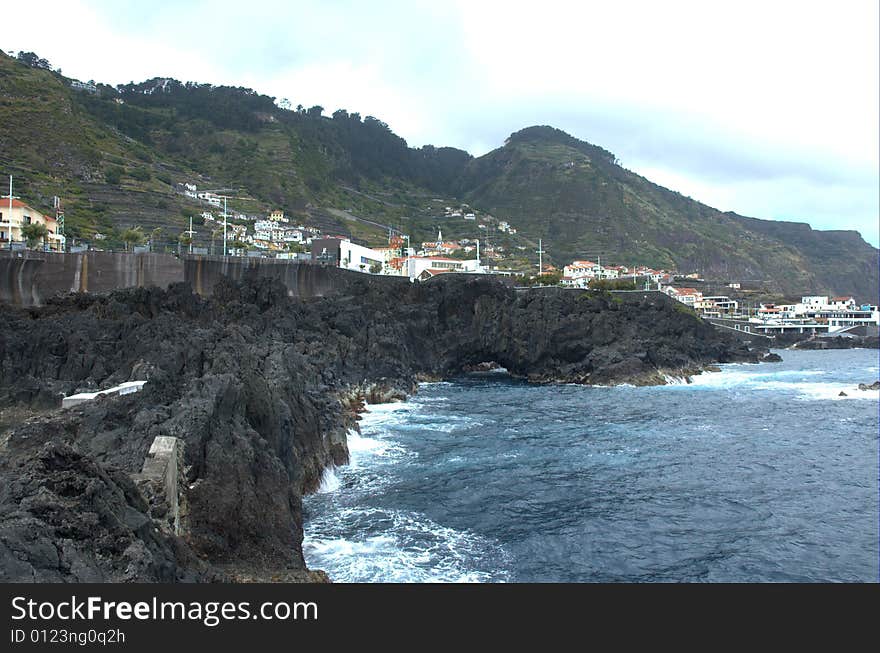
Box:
0;51;876;298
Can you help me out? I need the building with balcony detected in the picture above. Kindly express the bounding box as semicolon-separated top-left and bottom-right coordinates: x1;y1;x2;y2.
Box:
0;199;65;251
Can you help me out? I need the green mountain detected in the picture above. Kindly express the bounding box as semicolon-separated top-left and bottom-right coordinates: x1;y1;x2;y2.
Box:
1;51;876;300
454;126;878;299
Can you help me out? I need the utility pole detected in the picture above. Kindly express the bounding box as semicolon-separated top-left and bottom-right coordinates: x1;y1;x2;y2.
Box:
476;238;480;268
537;238;545;276
2;175;20;249
196;188;240;257
53;196;65;252
222;196;229;256
184;216;196;254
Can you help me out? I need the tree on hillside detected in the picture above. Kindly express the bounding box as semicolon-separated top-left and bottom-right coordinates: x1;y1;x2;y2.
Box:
16;51;51;70
178;231;193;255
121;226;145;251
105;166;124;185
531;271;563;286
21;223;49;249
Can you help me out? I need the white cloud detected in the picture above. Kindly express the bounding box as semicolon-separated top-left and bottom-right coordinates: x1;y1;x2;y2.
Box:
5;0;878;245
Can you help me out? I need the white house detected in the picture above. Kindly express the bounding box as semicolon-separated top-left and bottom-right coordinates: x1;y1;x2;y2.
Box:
829;296;856;309
0;199;65;251
698;295;739;315
664;287;702;305
405;256;482;281
311;237;386;273
197;192;222;207
563;260;599;280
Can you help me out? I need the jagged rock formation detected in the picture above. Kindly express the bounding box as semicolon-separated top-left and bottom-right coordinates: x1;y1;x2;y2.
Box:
0;275;763;582
788;335;880;350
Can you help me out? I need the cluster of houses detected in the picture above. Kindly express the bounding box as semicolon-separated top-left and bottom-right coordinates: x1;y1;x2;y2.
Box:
311;232;485;281
199;209;320;252
660;285;880;335
561;260;677;286
440;205;517;235
662;287;740;316
442;205;477;221
753;296;880;334
560;257;877;334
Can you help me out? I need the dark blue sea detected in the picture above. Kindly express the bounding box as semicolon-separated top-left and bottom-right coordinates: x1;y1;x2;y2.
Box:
303;349;880;582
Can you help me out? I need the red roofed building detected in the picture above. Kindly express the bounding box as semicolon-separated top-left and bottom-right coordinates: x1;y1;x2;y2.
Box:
0;198;65;251
830;296;856;309
663;286;703;305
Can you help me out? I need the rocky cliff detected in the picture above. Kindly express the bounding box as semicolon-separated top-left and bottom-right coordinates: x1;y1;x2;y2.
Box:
0;275;764;582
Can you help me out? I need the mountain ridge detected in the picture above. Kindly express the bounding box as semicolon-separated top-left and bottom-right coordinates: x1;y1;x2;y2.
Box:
0;50;876;300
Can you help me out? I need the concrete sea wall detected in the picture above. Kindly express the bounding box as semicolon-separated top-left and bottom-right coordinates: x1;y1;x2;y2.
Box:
0;251;183;306
0;250;411;306
182;255;410;298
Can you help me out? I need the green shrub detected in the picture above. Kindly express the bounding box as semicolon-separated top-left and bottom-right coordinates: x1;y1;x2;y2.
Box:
105;165;124;185
129;167;151;182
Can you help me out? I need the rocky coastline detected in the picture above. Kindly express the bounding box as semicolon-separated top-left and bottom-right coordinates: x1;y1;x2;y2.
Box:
0;275;768;582
786;335;880;350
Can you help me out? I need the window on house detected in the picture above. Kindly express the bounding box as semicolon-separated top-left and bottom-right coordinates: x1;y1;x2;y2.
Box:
24;215;31;224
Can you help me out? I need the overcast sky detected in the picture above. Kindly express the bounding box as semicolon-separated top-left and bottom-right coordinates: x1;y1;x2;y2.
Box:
7;0;879;245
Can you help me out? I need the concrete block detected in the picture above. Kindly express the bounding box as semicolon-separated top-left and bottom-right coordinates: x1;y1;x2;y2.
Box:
61;380;146;408
138;436;184;535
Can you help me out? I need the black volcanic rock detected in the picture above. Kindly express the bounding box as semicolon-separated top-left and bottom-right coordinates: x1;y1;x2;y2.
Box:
790;336;879;350
0;276;765;581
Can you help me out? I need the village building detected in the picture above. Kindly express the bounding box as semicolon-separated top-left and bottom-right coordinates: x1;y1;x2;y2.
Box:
663;287;702;305
420;230;463;256
311;237;385;273
405;256;482;281
0;199;65;251
197;192;222;207
700;295;739;315
372;245;402;263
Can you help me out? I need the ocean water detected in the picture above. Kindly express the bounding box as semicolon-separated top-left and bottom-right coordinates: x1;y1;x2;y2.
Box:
303;349;880;582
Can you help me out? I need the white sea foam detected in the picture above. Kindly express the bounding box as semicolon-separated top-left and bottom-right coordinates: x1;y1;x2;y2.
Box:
774;382;880;402
358;400;417;426
678;366;878;401
305;395;508;582
315;466;341;493
686;368;826;388
304;507;505;583
345;429;413;471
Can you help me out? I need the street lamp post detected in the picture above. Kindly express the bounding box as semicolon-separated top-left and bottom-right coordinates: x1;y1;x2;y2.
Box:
2;175;20;250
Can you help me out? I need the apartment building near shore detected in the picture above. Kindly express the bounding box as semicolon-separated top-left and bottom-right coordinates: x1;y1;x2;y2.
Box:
0;199;65;251
661;284;880;336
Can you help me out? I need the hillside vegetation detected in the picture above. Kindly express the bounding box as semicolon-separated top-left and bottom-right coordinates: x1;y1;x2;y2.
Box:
0;51;876;299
